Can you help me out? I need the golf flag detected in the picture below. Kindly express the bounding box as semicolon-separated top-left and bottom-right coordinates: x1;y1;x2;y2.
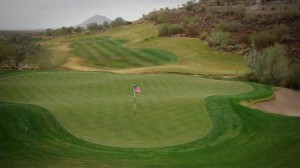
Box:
134;85;141;94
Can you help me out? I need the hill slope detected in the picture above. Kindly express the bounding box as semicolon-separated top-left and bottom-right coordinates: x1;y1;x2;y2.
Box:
43;23;248;75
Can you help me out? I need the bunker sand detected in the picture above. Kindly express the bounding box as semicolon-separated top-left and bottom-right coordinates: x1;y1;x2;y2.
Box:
253;88;300;117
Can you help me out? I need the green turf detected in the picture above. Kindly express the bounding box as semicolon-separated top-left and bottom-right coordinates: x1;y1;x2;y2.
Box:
1;71;300;167
42;23;248;75
0;71;253;148
69;37;178;68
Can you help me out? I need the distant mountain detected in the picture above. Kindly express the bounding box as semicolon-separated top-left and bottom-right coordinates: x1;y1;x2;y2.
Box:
76;15;111;28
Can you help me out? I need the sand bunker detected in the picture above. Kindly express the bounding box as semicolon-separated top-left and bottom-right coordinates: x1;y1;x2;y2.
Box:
253;88;300;117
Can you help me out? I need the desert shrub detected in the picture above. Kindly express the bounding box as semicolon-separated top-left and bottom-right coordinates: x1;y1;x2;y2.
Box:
184;0;196;11
280;9;300;20
262;44;289;84
147;11;159;22
236;33;250;45
216;21;242;32
257;17;268;24
245;44;290;86
156;11;170;24
206;6;220;14
287;62;300;89
157;24;184;36
267;15;278;23
168;24;183;35
208;31;231;47
272;24;291;41
157;23;170;36
243;14;256;23
221;7;246;18
249;31;276;48
199;31;209;40
185;22;198;36
23;49;68;70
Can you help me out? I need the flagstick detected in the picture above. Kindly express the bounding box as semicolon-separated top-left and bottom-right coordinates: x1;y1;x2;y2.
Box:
133;90;136;116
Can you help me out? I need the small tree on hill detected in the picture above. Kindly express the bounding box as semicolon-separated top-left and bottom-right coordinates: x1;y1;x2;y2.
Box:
87;23;99;32
103;21;111;29
111;17;127;28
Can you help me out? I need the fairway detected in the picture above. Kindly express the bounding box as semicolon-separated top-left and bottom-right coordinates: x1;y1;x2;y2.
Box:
42;24;248;75
0;71;252;148
70;37;178;69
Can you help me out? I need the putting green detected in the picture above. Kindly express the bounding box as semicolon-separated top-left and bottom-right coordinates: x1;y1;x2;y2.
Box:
0;71;253;148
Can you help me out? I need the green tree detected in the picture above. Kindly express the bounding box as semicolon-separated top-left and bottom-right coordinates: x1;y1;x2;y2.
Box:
87;23;99;32
111;17;127;28
75;27;84;33
103;21;111;29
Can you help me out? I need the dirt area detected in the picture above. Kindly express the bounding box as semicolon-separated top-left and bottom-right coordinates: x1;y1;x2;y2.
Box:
63;57;103;71
253;88;300;117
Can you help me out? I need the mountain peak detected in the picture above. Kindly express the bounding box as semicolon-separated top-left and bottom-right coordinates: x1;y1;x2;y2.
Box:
76;15;111;28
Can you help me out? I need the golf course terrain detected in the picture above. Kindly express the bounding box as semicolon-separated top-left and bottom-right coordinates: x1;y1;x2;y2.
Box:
1;23;300;167
43;24;247;74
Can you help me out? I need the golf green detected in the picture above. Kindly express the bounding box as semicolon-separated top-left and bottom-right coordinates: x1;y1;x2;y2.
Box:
0;71;252;148
1;71;300;167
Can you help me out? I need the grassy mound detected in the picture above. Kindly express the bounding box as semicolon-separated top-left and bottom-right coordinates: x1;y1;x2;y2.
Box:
1;72;300;167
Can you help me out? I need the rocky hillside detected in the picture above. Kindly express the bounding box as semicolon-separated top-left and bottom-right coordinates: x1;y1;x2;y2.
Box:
140;1;300;60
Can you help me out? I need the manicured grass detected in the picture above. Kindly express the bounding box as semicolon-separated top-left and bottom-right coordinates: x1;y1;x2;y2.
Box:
42;23;248;75
1;71;300;167
70;37;178;69
0;71;252;148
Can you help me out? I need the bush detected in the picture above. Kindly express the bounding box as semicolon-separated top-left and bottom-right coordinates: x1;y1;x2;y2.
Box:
280;9;300;20
156;13;168;24
272;24;291;42
262;44;289;84
199;31;209;40
157;23;170;36
216;21;242;32
245;44;290;86
185;0;196;11
257;17;268;24
243;14;256;23
208;31;231;47
168;24;183;35
157;24;183;36
185;22;198;36
221;7;246;19
249;31;276;48
287;62;300;89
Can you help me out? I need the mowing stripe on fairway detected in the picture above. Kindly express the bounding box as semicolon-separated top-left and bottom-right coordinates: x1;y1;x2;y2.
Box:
69;37;178;69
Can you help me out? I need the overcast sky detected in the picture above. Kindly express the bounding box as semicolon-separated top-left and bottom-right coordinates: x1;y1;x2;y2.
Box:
0;0;188;30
